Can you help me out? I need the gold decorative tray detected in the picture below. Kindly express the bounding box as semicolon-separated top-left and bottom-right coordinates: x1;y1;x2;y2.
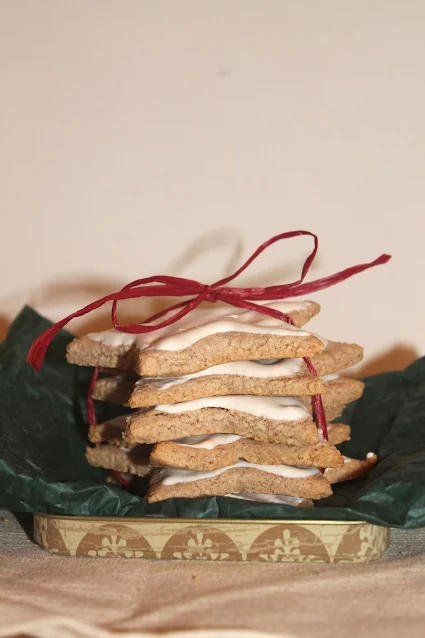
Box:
34;514;390;562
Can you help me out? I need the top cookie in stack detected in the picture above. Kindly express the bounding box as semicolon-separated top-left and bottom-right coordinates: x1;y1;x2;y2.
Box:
67;300;365;504
67;301;322;375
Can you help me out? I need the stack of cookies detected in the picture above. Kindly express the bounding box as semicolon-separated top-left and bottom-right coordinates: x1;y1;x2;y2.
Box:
68;300;376;504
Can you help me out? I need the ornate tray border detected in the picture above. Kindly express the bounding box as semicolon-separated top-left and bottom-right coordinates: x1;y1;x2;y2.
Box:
34;514;390;562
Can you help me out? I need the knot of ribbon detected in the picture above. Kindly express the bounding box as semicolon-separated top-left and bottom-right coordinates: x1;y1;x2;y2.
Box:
202;285;217;303
26;230;391;441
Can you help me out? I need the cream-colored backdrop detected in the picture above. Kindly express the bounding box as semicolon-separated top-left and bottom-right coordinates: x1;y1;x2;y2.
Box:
1;1;424;373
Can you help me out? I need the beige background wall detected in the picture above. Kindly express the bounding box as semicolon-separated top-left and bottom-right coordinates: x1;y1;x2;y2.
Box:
1;1;424;374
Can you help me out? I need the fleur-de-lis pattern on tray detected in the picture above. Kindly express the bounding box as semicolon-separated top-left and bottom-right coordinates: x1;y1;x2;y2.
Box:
34;515;390;563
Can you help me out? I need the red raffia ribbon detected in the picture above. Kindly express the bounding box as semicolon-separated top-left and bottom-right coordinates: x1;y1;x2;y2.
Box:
27;231;391;440
111;471;131;488
87;367;99;426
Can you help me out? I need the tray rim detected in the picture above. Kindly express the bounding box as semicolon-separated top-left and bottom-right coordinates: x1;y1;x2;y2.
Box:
34;513;391;562
35;512;378;527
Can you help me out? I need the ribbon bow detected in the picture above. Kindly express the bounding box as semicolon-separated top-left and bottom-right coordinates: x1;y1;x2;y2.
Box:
26;230;390;440
27;230;390;368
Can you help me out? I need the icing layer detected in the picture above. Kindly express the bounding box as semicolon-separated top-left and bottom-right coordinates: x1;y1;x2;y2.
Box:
145;358;305;391
157;395;310;421
89;301;312;350
174;434;242;449
321;373;340;382
157;461;320;486
226;493;308;505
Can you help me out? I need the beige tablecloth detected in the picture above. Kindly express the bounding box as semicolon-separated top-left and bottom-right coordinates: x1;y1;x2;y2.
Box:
1;510;425;638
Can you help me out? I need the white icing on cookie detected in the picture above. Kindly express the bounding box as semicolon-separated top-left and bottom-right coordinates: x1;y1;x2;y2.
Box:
156;395;310;421
321;373;340;381
156;461;319;486
152;317;309;352
226;493;308;505
89;329;137;347
185;357;304;379
174;434;242;449
88;300;314;350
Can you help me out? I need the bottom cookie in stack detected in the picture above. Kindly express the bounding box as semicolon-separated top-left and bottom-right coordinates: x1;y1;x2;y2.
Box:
147;446;379;504
148;461;333;503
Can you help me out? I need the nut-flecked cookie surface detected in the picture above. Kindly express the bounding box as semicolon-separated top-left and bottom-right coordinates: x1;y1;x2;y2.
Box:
301;377;364;412
125;404;320;446
86;444;152;477
307;341;363;376
325;453;378;484
327;423;351;445
150;437;344;470
92;376;134;405
129;374;326;408
136;331;324;377
88;416;131;447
